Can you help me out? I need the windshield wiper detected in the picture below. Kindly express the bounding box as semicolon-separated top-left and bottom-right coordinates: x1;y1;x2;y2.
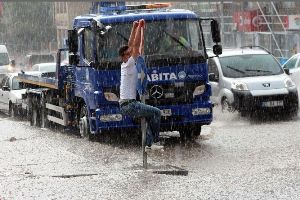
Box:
225;66;245;74
245;69;272;73
163;30;190;51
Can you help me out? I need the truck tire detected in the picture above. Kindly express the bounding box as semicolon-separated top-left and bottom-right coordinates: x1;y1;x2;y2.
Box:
40;97;49;128
29;97;41;127
9;103;17;118
179;125;201;141
78;104;94;140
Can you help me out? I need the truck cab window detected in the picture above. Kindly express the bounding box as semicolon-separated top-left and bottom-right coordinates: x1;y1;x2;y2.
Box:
83;29;94;63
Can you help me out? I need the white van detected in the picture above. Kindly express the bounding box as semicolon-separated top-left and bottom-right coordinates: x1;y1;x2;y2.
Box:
208;47;299;116
0;45;11;74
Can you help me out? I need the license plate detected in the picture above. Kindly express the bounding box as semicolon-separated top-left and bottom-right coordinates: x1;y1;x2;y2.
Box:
161;109;172;116
261;100;284;107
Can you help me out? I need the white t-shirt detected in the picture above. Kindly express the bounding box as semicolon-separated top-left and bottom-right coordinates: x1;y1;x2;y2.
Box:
120;56;137;100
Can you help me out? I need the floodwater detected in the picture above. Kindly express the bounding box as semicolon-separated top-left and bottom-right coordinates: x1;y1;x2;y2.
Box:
0;107;299;200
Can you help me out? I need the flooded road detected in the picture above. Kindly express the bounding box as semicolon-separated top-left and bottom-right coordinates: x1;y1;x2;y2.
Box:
0;108;299;200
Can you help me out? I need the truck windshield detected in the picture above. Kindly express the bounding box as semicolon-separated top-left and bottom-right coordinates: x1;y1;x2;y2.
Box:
97;19;204;61
219;54;284;78
0;53;9;65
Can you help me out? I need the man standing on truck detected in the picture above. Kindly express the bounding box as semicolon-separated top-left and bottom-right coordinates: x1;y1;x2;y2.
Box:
118;19;163;151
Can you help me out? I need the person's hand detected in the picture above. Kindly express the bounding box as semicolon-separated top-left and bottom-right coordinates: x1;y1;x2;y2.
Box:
139;19;145;28
133;21;139;28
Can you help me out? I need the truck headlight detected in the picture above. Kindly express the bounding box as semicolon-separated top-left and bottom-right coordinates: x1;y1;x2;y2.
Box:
284;78;295;88
193;85;205;97
104;92;119;102
231;81;248;91
100;114;122;122
192;108;211;115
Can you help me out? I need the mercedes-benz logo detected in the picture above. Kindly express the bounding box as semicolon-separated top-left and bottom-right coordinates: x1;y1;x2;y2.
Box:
150;85;163;99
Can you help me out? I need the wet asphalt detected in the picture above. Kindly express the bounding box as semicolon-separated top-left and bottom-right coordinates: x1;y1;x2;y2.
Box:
0;107;299;200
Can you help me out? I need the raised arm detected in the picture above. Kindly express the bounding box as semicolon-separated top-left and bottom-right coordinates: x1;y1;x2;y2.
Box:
128;21;139;48
139;20;145;55
132;19;145;58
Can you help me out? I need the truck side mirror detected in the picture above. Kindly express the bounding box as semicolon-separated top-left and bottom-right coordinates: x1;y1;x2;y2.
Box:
211;20;221;43
69;54;79;65
68;30;78;53
209;73;219;82
10;59;16;67
2;86;10;91
213;44;222;56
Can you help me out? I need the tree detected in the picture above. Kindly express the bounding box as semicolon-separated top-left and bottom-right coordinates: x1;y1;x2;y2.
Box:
3;2;56;54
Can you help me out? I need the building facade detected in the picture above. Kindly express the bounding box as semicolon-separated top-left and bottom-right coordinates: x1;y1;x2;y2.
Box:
54;2;91;49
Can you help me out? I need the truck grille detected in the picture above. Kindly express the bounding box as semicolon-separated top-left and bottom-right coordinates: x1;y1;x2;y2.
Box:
145;81;203;106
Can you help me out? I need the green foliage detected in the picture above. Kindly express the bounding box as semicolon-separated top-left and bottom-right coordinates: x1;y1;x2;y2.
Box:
3;2;56;53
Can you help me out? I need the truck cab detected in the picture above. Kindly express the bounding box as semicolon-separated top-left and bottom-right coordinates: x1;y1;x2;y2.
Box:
18;3;222;141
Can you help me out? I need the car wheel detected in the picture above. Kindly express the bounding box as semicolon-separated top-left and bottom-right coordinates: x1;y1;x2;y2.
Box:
221;97;235;113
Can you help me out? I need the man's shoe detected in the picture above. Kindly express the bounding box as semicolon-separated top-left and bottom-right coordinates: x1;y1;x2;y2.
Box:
145;142;164;152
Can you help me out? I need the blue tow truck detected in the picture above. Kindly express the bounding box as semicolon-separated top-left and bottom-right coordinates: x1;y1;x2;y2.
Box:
18;2;222;140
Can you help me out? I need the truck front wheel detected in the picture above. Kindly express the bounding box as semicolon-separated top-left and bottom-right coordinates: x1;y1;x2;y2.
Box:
78;104;92;139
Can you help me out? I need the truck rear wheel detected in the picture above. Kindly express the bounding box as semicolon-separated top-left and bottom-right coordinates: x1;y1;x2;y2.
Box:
29;96;41;127
40;96;49;128
30;105;40;127
9;103;17;118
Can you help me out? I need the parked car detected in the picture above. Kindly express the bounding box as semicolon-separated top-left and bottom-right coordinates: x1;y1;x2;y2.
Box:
24;53;55;70
29;62;57;79
282;53;300;87
208;47;299;116
0;73;26;117
0;45;15;81
31;62;56;72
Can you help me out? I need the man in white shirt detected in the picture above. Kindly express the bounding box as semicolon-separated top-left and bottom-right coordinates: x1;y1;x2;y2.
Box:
118;19;163;151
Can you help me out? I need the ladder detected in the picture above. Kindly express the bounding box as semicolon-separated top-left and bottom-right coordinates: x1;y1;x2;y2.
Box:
256;2;287;58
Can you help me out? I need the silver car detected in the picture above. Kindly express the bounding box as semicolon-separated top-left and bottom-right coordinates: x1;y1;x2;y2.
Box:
0;73;26;116
208;47;299;116
282;53;300;88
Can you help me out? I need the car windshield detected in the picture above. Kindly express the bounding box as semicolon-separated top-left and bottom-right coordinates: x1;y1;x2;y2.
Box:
219;54;283;78
32;63;56;72
0;53;9;65
283;54;299;69
11;77;21;90
96;19;204;61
